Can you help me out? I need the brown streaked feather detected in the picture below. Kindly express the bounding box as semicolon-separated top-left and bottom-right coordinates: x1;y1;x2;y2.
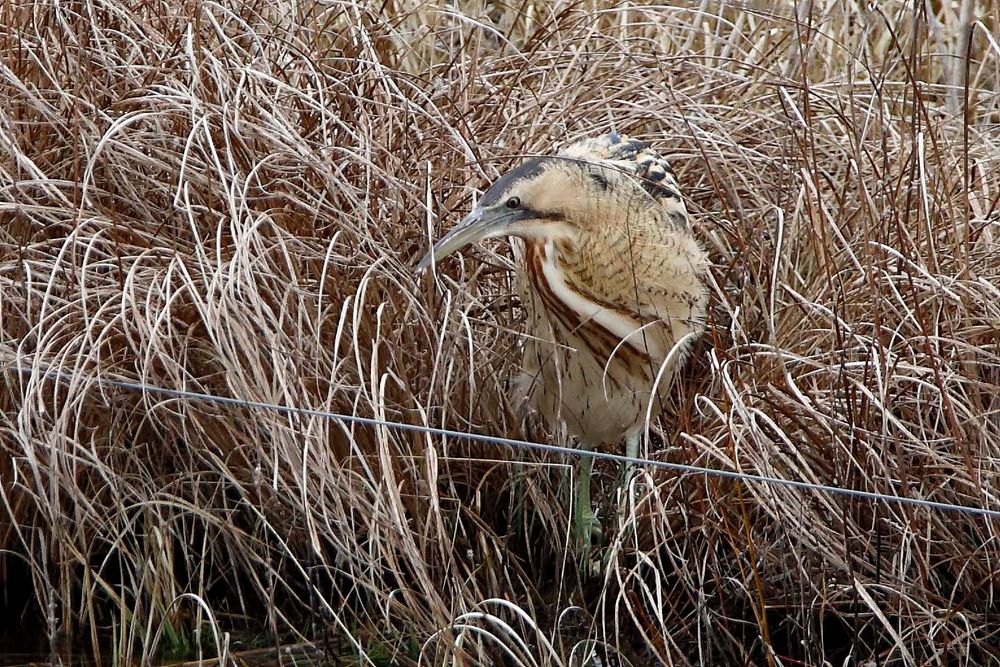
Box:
524;241;656;385
426;134;710;449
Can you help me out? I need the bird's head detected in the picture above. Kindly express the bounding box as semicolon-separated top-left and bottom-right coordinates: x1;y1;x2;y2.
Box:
416;155;646;272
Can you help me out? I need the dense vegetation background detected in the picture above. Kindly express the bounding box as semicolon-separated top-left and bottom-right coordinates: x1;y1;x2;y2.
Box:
1;0;999;664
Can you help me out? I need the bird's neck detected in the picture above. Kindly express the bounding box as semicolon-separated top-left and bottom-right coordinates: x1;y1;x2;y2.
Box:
535;213;656;268
522;235;667;363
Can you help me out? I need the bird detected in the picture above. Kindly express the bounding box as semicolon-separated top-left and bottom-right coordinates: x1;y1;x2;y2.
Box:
416;132;709;555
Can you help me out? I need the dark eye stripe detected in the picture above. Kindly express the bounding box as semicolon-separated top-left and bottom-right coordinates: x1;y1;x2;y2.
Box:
524;208;565;222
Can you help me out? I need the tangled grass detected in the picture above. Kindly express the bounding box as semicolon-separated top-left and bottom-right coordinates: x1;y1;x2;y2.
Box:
2;0;999;664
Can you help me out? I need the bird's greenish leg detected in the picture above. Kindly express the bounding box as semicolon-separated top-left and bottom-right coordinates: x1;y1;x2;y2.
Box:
623;431;640;485
625;432;640;462
573;455;601;553
611;432;642;545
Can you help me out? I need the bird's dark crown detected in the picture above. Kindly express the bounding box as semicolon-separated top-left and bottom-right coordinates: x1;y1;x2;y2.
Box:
478;157;554;208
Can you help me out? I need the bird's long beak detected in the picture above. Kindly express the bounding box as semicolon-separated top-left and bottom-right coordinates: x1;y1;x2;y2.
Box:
415;207;509;273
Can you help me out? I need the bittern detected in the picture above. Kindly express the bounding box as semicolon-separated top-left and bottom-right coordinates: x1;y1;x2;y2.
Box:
417;133;709;553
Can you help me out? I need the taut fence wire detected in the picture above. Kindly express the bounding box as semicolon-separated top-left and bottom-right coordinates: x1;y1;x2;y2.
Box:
5;363;999;521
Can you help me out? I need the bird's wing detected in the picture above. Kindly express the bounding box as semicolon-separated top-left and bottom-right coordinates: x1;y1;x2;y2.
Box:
560;133;690;231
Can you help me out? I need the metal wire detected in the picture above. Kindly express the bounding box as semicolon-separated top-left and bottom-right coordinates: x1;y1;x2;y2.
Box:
7;364;1000;520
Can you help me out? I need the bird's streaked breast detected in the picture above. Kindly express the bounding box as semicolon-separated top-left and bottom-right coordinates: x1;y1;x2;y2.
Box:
524;240;662;379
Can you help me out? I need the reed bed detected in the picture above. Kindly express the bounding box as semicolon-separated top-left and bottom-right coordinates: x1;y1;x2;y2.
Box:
1;0;999;664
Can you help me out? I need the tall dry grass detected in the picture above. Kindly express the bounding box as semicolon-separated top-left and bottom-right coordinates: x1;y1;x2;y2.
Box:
1;0;999;664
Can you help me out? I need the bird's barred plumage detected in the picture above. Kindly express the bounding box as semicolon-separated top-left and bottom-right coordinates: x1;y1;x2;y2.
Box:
420;133;709;443
559;132;690;231
524;239;656;386
495;133;709;446
418;132;709;550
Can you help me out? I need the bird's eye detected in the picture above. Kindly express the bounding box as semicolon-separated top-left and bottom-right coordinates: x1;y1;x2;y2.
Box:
505;197;521;209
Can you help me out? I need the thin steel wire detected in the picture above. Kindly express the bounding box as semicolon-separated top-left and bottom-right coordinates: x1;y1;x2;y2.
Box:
6;364;1000;520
